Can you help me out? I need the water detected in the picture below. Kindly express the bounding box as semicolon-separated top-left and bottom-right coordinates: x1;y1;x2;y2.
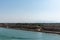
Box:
0;28;60;40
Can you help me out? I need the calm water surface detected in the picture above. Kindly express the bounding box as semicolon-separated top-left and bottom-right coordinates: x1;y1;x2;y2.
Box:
0;28;60;40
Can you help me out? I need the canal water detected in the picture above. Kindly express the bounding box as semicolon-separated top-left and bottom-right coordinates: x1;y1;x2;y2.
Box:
0;28;60;40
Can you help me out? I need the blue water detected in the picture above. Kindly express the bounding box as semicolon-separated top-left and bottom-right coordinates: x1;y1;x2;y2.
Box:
0;28;60;40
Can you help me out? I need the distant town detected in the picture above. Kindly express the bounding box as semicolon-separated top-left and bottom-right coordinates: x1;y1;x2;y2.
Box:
0;23;60;34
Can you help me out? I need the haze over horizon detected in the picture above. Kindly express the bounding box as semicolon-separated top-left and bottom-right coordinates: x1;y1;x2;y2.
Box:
0;0;60;23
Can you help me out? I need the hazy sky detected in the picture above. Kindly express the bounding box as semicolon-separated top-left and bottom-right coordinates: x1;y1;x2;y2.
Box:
0;0;60;23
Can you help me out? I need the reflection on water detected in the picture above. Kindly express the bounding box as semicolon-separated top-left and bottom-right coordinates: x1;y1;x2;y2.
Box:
0;28;60;40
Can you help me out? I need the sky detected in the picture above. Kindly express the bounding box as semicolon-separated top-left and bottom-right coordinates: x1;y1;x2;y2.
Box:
0;0;60;23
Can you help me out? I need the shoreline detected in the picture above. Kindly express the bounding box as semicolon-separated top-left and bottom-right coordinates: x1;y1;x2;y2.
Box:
1;27;60;35
0;23;60;34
